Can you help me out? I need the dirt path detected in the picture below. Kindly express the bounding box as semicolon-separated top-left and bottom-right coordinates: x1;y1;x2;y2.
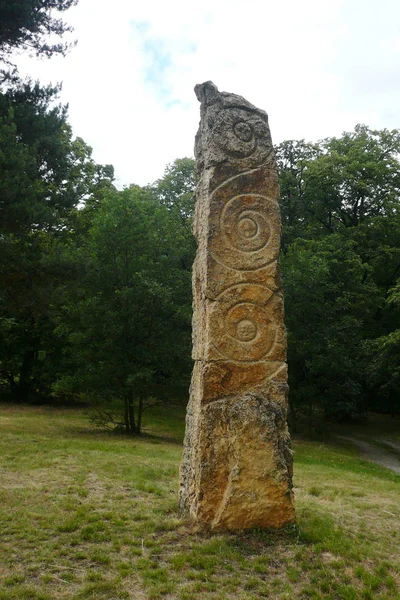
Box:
376;439;400;453
337;435;400;475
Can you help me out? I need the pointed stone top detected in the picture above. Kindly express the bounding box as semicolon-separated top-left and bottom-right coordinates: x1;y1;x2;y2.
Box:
194;81;264;115
193;82;273;173
194;81;219;104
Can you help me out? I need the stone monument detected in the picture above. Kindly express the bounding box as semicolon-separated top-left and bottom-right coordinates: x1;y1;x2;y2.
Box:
179;82;295;530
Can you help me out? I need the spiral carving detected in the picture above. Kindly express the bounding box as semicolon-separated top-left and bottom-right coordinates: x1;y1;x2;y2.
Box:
209;283;279;362
210;192;280;271
212;108;272;161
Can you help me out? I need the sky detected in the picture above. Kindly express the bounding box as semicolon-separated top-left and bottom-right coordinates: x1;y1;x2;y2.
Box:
15;0;400;188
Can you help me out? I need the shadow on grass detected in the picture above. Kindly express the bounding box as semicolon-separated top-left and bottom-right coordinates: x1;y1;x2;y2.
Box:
225;523;300;554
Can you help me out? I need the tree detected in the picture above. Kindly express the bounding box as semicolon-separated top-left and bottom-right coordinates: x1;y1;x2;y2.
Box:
152;158;196;224
276;125;400;423
282;235;380;424
0;81;114;401
0;0;78;69
275;139;320;249
151;158;196;276
365;278;400;416
276;125;400;242
306;126;400;229
54;186;193;433
0;81;107;234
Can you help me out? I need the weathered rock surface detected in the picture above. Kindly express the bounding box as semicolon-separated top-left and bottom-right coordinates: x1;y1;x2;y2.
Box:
179;82;295;530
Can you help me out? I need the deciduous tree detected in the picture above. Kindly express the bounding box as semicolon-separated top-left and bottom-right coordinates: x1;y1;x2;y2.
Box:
54;186;193;433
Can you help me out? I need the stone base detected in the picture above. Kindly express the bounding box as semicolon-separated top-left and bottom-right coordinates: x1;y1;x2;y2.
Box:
180;388;295;530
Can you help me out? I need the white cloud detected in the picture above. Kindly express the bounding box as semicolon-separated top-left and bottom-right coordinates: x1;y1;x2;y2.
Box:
14;0;400;187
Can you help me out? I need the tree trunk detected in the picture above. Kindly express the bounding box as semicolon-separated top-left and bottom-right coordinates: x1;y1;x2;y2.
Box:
307;402;314;434
128;389;136;434
136;397;143;435
124;395;131;433
16;346;37;402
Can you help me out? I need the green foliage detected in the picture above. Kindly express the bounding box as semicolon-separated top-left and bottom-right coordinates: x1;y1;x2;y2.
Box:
0;81;114;401
366;279;400;416
152;157;196;224
277;125;400;241
0;74;194;425
0;81;111;233
54;183;194;433
0;0;78;69
275;139;321;249
276;125;400;423
283;235;380;420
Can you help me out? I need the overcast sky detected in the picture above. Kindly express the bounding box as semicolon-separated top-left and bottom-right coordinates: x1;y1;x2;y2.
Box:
16;0;400;188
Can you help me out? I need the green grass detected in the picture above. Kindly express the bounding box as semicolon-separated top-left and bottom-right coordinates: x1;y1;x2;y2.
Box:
0;404;399;599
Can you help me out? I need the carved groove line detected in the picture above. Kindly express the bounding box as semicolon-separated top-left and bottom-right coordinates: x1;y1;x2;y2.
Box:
209;167;261;196
209;250;278;273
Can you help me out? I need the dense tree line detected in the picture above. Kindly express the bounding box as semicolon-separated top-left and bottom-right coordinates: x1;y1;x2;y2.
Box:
1;1;399;432
0;87;195;430
277;129;400;425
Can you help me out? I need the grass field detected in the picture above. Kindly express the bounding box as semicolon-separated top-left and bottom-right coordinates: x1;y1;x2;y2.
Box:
0;404;399;600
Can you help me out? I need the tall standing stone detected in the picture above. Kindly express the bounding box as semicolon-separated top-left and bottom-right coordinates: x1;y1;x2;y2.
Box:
179;82;295;530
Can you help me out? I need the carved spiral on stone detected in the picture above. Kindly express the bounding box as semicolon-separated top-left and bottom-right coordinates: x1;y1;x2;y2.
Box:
210;192;280;271
209;283;281;362
212;108;272;160
222;194;271;254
